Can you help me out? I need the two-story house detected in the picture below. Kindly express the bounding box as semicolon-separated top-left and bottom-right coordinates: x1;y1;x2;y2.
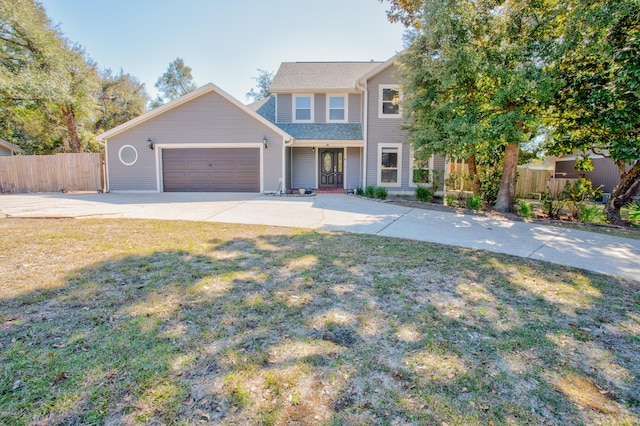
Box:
97;54;445;194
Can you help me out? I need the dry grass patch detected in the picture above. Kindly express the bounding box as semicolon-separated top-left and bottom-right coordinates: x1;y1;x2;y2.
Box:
1;218;639;425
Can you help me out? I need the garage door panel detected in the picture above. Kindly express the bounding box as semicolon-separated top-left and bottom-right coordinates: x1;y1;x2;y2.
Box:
162;148;260;192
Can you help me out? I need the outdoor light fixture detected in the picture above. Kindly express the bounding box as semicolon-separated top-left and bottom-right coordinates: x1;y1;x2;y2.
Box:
311;146;315;152
263;136;269;149
147;138;154;150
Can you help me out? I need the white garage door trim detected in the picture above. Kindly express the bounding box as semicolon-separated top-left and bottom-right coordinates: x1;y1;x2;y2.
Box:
154;143;264;192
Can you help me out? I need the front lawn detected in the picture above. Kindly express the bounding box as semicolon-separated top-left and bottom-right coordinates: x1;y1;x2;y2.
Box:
1;219;638;425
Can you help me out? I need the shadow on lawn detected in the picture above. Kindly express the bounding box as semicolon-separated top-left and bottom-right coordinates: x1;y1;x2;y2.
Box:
2;229;639;425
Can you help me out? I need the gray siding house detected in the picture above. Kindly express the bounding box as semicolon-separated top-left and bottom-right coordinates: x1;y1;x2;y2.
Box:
98;54;445;194
0;139;24;156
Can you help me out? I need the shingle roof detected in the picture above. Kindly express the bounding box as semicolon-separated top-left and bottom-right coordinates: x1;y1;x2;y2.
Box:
0;138;24;154
275;123;363;140
270;62;383;92
247;95;276;123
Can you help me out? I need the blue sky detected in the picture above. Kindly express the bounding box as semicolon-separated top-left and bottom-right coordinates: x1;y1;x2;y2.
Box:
39;0;406;103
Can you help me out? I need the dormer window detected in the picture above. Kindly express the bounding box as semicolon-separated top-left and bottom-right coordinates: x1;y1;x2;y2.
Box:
327;95;347;122
294;94;313;122
379;85;401;118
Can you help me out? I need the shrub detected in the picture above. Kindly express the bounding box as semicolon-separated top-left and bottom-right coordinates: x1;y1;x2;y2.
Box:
577;204;606;223
465;194;483;210
415;186;432;202
374;187;388;200
444;194;457;207
541;193;565;219
355;187;364;196
365;186;376;198
627;201;640;223
562;178;603;219
516;199;535;218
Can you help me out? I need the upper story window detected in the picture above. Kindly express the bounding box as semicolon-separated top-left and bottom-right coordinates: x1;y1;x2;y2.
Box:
294;94;313;122
327;95;347;122
379;84;401;118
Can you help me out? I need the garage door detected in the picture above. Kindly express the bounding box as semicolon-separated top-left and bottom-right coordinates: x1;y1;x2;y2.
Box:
162;148;260;192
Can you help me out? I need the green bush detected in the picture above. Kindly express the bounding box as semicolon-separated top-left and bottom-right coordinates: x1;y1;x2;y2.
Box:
541;193;565;219
444;194;457;207
365;186;376;198
374;187;388;200
627;201;640;223
516;199;535;218
562;178;603;219
465;195;483;210
578;204;606;223
415;186;432;202
355;187;364;196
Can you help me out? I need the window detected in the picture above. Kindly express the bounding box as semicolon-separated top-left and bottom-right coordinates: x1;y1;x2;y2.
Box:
377;143;403;187
118;145;138;166
379;85;401;118
294;95;313;122
327;95;347;122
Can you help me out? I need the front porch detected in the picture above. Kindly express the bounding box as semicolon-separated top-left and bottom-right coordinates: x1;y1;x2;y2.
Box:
286;143;363;193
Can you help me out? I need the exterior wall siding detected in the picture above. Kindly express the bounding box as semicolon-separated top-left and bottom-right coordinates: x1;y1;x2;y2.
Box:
0;146;11;156
348;94;361;123
291;147;316;188
285;146;292;190
277;94;292;123
555;158;622;193
365;65;411;190
106;91;284;192
346;147;362;189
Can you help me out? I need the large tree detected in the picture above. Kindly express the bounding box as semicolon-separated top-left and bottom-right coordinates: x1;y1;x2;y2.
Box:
246;68;274;103
0;0;99;153
154;57;196;104
95;69;149;134
544;0;640;224
392;0;558;212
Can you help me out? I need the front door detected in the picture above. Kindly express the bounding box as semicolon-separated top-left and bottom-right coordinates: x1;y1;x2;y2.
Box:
319;149;344;188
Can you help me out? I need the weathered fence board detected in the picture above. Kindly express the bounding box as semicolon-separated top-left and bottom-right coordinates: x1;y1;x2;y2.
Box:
0;153;103;193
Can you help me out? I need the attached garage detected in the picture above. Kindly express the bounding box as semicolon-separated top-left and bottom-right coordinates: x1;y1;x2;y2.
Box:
162;148;260;192
97;83;291;193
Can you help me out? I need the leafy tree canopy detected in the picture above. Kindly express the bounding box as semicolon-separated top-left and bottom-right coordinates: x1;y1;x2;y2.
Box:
246;68;274;103
154;57;197;104
394;0;559;212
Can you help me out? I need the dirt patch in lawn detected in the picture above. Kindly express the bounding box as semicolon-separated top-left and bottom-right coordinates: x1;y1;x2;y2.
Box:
1;218;639;425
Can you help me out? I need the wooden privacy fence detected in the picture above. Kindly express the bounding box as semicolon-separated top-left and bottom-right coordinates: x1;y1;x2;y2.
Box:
515;166;553;198
0;153;103;193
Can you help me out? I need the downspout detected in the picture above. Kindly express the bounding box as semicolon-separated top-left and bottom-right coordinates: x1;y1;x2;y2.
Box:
357;79;368;188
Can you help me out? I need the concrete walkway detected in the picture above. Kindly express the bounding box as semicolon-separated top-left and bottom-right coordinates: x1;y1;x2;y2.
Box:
1;192;638;282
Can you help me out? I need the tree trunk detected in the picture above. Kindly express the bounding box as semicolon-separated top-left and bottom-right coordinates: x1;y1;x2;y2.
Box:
604;160;640;225
494;142;519;212
61;105;82;153
467;153;482;195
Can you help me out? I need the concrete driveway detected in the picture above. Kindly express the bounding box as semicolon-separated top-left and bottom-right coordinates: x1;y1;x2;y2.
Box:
1;192;639;282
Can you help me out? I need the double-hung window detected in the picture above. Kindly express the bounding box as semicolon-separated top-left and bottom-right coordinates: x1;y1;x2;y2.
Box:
327;95;347;122
378;143;403;187
294;95;313;122
379;85;401;118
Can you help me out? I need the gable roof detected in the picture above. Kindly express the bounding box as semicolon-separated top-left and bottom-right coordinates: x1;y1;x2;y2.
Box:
0;138;24;154
358;51;404;84
97;83;290;141
270;62;383;93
